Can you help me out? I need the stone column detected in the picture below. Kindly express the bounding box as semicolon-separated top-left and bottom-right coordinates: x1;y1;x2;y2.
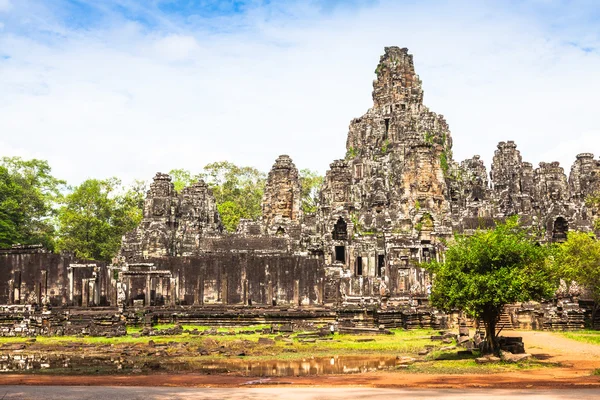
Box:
293;280;300;306
81;278;89;307
169;277;176;306
68;267;74;304
145;274;151;306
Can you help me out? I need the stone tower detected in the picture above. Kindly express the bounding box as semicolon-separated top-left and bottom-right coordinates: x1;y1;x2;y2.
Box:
262;155;302;234
343;46;453;236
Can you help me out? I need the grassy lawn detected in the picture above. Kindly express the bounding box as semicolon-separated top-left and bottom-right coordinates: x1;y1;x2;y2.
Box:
0;325;436;354
558;330;600;345
0;325;556;375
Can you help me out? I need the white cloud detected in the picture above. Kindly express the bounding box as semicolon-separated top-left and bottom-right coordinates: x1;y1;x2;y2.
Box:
0;0;11;13
0;0;599;184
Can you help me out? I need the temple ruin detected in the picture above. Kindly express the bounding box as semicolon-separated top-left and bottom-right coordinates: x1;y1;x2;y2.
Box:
2;47;599;333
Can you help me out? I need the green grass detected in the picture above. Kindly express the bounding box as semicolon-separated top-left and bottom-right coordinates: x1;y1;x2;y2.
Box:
0;326;557;375
405;358;549;374
558;330;600;345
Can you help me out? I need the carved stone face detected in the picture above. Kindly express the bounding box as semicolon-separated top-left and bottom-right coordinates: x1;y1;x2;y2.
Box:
152;200;167;216
332;182;347;203
275;189;293;218
417;174;432;193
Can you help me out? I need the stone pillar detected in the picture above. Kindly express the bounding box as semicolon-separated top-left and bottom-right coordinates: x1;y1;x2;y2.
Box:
68;267;74;304
145;274;151;306
268;280;274;306
41;270;48;306
293;280;300;306
81;278;89;307
169;277;176;306
317;278;323;305
221;274;228;304
193;276;200;305
199;274;205;306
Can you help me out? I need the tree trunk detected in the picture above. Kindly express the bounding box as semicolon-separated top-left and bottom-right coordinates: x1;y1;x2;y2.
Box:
483;310;500;355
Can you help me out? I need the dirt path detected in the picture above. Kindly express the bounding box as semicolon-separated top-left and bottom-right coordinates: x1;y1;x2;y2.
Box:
512;330;600;370
1;330;599;389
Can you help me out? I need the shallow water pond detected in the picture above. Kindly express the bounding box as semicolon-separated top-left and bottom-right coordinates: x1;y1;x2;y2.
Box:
0;353;405;376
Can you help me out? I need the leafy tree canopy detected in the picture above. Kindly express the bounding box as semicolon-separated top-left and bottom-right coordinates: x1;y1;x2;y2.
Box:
299;169;323;214
585;193;600;231
425;217;557;353
0;157;65;250
170;162;266;232
169;164;323;231
55;178;143;262
553;231;600;325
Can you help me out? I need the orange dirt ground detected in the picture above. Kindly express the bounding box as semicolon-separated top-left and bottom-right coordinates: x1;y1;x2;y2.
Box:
2;330;600;389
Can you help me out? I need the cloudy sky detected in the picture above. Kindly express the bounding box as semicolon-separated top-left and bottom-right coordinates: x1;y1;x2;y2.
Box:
1;0;599;185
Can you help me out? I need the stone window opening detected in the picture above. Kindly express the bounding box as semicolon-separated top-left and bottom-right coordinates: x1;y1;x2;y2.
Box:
422;248;432;263
13;271;21;304
377;254;385;277
356;256;363;276
552;217;569;243
332;217;348;240
355;164;363;179
335;246;346;263
384;118;390;138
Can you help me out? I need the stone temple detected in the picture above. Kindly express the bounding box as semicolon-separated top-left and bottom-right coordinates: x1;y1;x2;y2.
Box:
2;47;599;333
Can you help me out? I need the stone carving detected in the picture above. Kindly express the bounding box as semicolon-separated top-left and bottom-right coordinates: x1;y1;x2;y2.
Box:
262;155;302;232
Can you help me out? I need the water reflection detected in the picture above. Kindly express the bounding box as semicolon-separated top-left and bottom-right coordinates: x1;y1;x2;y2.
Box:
181;356;402;376
1;354;403;376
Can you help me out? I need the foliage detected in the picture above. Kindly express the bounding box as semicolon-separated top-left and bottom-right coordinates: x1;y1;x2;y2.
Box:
168;168;201;192
168;164;322;231
585;194;600;231
203;161;266;232
345;146;358;159
440;151;450;177
553;231;600;323
0;157;65;250
425;217;556;353
559;330;600;346
216;201;246;234
381;139;390;154
55;178;143;261
169;162;265;232
423;131;434;144
299;169;323;214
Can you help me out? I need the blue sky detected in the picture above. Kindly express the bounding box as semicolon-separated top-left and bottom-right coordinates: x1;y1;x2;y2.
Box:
0;0;599;184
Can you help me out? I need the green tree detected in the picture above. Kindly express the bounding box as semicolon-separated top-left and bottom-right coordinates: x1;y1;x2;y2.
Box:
299;169;323;214
167;164;322;231
425;217;556;353
56;178;143;261
0;157;65;249
553;231;600;326
203;161;266;232
585;194;600;231
168;169;202;192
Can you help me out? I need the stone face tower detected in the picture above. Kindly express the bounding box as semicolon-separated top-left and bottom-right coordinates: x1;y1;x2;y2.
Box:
261;155;302;233
343;46;453;236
